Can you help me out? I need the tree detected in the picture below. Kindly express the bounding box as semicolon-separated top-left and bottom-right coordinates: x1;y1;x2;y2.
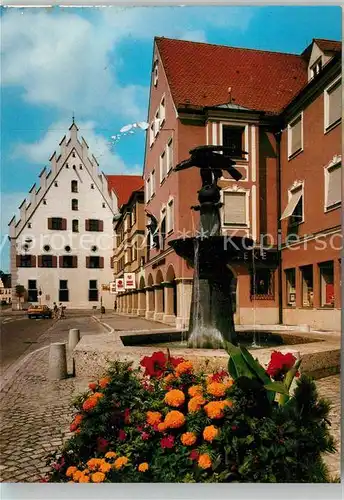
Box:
15;285;25;310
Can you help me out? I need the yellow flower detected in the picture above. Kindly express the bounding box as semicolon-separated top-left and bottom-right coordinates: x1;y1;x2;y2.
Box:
207;382;226;398
224;379;234;389
164;389;185;407
188;385;203;398
91;472;105;483
99;461;112;473
78;474;90;483
175;361;193;376
105;451;117;459
66;466;77;477
181;432;197;446
146;411;162;426
72;470;82;481
203;425;219;442
157;422;167;432
114;456;129;470
138;462;149;472
198;453;212;469
204;401;225;419
164;410;186;429
87;458;103;471
188;395;206;413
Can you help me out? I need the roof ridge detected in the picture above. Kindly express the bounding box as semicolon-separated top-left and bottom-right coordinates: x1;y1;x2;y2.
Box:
155;36;302;57
313;37;342;43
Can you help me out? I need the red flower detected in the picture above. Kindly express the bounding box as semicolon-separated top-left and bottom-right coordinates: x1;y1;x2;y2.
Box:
136;425;144;432
210;370;228;383
142;432;150;441
140;351;167;378
52;456;65;471
118;430;127;441
97;437;109;452
189;449;200;461
266;351;296;379
39;477;49;483
160;435;175;449
170;356;185;368
124;408;131;424
69;423;77;432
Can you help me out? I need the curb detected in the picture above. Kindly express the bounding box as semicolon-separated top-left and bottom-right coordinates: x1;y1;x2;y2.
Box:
91;315;115;334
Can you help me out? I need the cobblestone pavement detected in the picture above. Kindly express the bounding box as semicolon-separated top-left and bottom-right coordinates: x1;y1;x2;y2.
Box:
94;311;172;331
0;312;341;482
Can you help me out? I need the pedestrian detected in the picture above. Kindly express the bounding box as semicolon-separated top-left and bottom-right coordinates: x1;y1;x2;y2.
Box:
53;302;58;319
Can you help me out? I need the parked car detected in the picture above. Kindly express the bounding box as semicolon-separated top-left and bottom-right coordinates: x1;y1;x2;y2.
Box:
27;305;52;319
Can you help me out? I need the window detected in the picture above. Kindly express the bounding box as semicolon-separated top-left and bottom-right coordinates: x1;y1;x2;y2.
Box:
102;202;106;208
72;219;79;233
149;123;154;147
153;59;158;86
89;280;98;301
251;269;274;299
285;269;296;306
167;198;174;233
288;114;303;157
151;170;156;197
131;207;136;227
72;151;76;158
43;245;51;252
300;265;313;307
28;223;32;229
281;185;303;225
160;151;166;183
54;181;58;187
133;244;138;261
154;110;160;137
146;177;151;201
160;97;166;124
71;199;78;211
319;262;335;308
48;217;66;230
222;126;245;158
71;180;78;193
325;78;341;130
325;162;341;210
60;255;77;268
86;219;103;232
43;199;47;205
28;280;38;302
17;255;35;268
59;280;69;302
167;139;173;173
310;57;322;78
66;163;69;168
41;255;54;268
65;245;71;253
160;207;166;250
87;256;104;269
91;183;94;189
223;191;248;226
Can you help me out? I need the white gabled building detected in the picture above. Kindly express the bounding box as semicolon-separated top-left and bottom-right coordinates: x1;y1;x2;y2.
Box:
8;121;121;310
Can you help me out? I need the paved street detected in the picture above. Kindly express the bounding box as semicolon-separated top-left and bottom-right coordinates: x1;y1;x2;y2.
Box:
0;313;341;483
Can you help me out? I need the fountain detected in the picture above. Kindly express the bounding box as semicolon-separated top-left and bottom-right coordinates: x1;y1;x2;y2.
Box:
169;145;260;349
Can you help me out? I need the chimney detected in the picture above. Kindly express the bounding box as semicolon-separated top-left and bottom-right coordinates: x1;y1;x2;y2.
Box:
228;87;232;103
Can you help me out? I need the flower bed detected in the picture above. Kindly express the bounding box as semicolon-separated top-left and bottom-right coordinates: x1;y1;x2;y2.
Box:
46;343;336;483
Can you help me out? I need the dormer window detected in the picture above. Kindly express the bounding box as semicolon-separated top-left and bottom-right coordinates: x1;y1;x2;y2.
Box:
72;151;76;158
153;59;158;86
310;57;322;79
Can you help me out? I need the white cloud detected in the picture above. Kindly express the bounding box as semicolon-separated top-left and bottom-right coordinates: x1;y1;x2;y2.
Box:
13;119;142;175
179;30;207;43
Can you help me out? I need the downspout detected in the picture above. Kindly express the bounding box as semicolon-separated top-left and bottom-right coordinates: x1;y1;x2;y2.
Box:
275;130;283;325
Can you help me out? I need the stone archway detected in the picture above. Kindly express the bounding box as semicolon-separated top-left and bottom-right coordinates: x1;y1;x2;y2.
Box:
154;270;164;322
145;273;155;320
163;265;177;324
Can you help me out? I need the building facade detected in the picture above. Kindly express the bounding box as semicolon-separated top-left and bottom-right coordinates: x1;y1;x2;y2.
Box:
118;36;341;332
0;277;12;305
8;122;123;310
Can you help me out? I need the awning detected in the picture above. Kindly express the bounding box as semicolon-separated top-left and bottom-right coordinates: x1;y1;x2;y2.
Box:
281;188;302;220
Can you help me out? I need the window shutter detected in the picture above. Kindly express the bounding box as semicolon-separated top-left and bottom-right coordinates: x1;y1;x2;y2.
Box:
85;219;90;231
291;117;302;153
48;218;52;230
38;255;43;268
329;82;341;126
61;219;67;230
327;165;341;207
223;192;247;225
72;256;78;268
86;256;90;268
16;255;21;267
110;257;114;268
99;220;104;232
52;256;57;268
100;257;104;268
31;255;36;267
59;256;63;268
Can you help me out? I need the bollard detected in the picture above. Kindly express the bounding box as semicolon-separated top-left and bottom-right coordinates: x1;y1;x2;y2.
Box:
68;328;80;352
48;342;67;380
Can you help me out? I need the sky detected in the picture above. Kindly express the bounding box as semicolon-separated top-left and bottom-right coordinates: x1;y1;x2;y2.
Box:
0;5;341;271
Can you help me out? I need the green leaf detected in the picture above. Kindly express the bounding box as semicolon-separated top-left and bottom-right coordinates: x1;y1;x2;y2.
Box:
224;342;255;379
239;346;271;384
264;381;289;395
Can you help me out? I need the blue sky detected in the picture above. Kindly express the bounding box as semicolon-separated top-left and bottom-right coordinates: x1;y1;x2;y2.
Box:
0;5;341;271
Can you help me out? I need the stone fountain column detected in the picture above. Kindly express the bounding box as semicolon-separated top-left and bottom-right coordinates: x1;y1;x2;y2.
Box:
162;281;176;325
175;278;193;330
137;289;146;316
145;286;155;320
153;284;164;322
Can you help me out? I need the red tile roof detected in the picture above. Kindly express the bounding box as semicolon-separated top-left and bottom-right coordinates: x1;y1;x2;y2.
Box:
156;37;310;114
314;39;342;53
105;175;143;208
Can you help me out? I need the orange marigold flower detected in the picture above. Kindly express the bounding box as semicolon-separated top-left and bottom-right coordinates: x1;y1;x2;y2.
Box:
175;361;193;376
66;466;77;477
164;374;175;384
204;401;225;419
146;411;162;426
198;453;212;469
72;470;82;481
88;382;97;391
188;385;203;398
203;425;219;442
87;458;103;471
164;389;185;407
74;414;83;426
207;382;226;398
99;376;111;389
105;451;117;459
188;395;206;413
78;474;90;483
91;472;105;483
224;379;234;389
157;422;167;432
138;462;149;472
114;457;129;470
99;462;112;473
164;410;185;429
82;393;103;412
181;432;197;446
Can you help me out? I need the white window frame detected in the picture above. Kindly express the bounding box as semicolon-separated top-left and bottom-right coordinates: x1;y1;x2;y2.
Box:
220;186;250;229
150;169;156;198
160;150;166;184
154;110;160;137
167;138;173;174
310;57;322;79
146;177;151;201
324;155;341;212
153;59;158;87
167;196;174;233
219;121;249;163
287;112;303;159
159;95;166;126
149;122;154;147
324;76;341;132
284;181;304;224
